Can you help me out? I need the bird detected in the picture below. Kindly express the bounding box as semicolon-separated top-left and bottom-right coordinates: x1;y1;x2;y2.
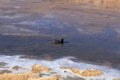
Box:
53;38;64;44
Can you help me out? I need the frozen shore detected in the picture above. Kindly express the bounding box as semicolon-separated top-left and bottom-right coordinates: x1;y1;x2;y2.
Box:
0;55;120;80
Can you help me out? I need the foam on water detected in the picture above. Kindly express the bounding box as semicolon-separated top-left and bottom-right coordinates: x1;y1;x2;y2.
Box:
0;55;120;80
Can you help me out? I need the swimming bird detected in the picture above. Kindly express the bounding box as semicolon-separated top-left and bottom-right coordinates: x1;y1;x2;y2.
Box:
53;38;64;44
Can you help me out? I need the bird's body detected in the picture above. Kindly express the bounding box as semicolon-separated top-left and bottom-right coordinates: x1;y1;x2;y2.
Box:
53;38;64;44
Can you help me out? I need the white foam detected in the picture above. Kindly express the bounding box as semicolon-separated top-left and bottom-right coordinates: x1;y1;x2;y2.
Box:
0;55;120;80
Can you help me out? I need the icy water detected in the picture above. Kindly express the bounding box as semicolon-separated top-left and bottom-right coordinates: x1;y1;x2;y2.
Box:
0;0;120;79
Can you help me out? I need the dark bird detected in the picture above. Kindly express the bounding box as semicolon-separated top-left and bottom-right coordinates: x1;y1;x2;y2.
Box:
53;38;64;44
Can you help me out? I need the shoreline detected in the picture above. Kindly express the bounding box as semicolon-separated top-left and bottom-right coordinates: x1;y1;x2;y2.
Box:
0;55;120;80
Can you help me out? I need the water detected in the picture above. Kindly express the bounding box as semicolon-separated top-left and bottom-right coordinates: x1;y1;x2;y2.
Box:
0;0;120;79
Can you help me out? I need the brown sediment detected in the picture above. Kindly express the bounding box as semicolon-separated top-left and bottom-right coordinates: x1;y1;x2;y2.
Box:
0;72;60;80
31;64;51;73
71;68;103;77
61;67;103;77
0;64;59;80
28;75;60;80
0;72;40;80
0;64;110;80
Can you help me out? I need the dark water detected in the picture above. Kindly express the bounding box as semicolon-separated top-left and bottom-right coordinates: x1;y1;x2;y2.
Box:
0;31;120;69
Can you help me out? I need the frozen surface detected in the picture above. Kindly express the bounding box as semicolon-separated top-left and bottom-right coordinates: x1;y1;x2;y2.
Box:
0;55;120;80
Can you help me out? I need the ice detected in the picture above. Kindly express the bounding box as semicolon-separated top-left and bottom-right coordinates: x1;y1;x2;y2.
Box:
0;55;120;79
